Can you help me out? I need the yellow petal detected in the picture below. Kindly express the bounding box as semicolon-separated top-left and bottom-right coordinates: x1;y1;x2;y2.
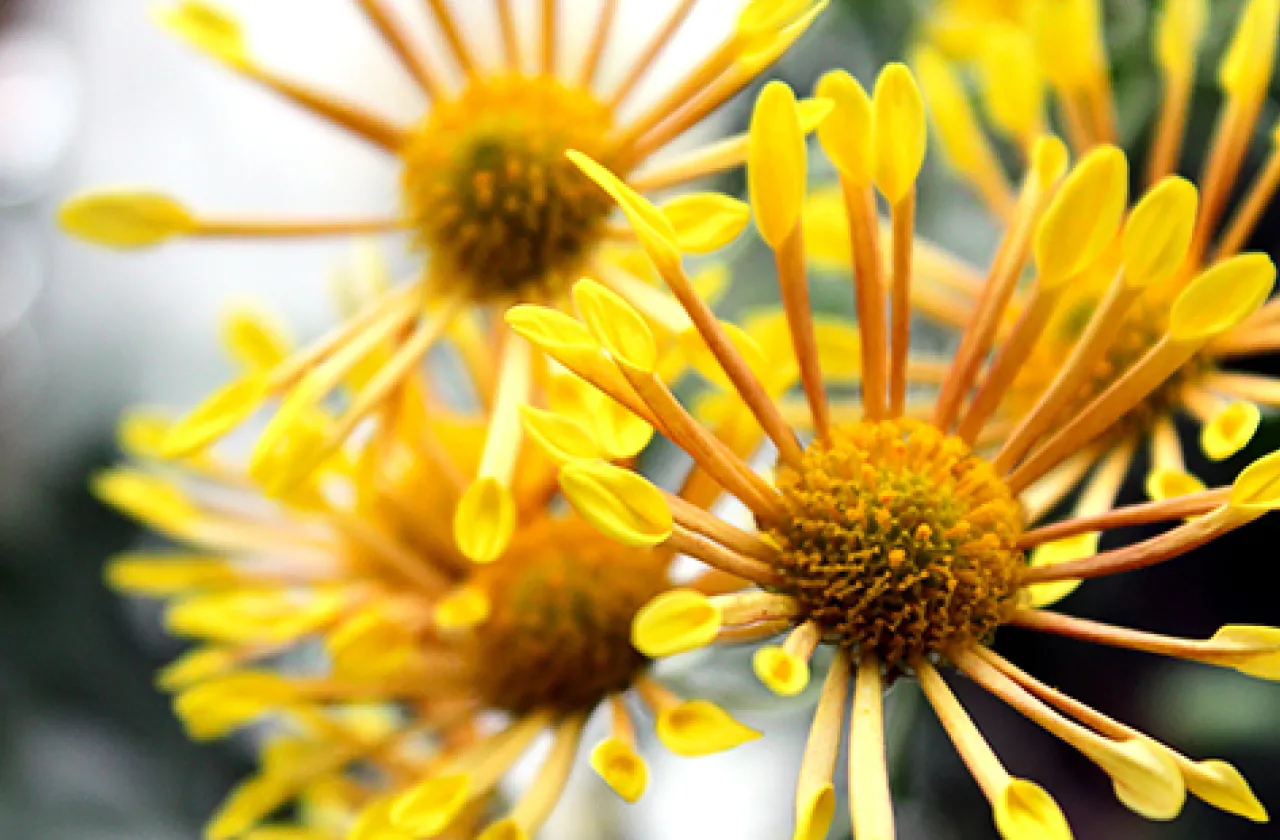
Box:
1145;468;1206;502
796;96;836;136
167;589;344;644
753;646;811;696
591;396;654;460
60;191;196;249
657;700;761;757
978;27;1044;143
573;278;658;373
812;320;867;381
1202;401;1260;461
632;589;722;658
156;645;239;690
476;819;526;840
162;373;271;458
871;62;927;204
1181;759;1269;822
222;304;292;372
327;610;414;681
519;405;601;464
1230;449;1280;511
1210;625;1280;680
749;81;807;248
391;773;472;837
435;586;492;632
454;478;516;564
815;69;873;183
1219;0;1280;97
992;778;1073;840
505;304;599;356
743;309;865;384
92;469;199;537
1034;145;1129;283
249;410;333;498
351;800;408;840
911;46;987;179
1031;0;1106;90
1122;177;1199;288
174;672;295;740
243;829;333;840
546;370;599;424
1025;533;1097;607
248;370;328;472
736;1;830;74
153;0;249;66
736;0;816;40
117;410;175;461
559;461;672;547
567;150;682;275
692;262;730;303
792;783;836;840
1029;135;1070;191
1091;738;1186;820
1156;0;1208;80
661;193;751;253
1168;253;1275;343
208;775;292;840
590;738;649;803
105;554;237;596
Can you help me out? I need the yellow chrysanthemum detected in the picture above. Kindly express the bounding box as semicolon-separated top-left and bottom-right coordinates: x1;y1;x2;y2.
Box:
898;0;1280;515
102;257;763;840
513;73;1280;839
62;0;828;563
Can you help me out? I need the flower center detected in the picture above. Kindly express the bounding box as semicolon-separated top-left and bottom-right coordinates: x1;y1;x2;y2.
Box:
1010;288;1209;443
401;74;620;303
768;420;1025;669
464;517;666;714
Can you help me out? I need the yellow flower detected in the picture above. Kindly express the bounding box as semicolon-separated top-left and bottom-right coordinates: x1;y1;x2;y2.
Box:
519;72;1280;839
62;0;827;562
102;278;760;840
903;0;1280;513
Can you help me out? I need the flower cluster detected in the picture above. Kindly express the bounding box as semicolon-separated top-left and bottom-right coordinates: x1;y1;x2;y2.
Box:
508;53;1280;840
905;0;1280;514
68;2;1280;840
104;252;763;840
65;0;825;567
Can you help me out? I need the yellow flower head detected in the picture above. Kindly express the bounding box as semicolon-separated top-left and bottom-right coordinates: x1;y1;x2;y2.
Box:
907;0;1280;510
61;0;828;562
101;265;760;840
517;71;1280;839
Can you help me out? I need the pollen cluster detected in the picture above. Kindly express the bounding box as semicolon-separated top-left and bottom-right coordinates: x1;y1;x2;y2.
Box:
768;420;1025;669
464;517;666;715
402;74;620;303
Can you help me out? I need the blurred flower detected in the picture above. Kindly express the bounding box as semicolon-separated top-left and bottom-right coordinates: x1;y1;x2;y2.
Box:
902;0;1280;513
512;72;1280;839
59;0;827;563
98;249;764;840
924;0;1029;60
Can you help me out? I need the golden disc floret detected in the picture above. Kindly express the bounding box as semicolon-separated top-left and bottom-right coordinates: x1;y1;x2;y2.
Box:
768;420;1025;668
464;517;667;714
402;74;619;303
